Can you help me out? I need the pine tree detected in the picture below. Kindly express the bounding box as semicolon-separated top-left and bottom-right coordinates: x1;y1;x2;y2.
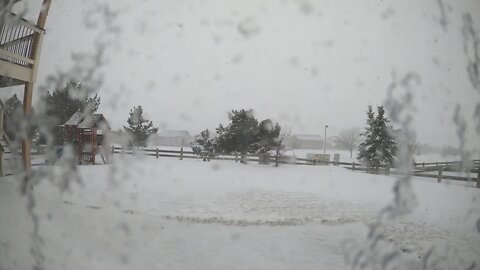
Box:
373;106;397;166
253;119;281;153
124;105;158;147
358;105;397;170
191;129;217;161
44;81;101;125
215;109;259;156
215;109;281;164
2;93;23;140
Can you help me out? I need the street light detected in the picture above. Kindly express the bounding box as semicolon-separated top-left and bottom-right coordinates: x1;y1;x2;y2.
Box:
324;125;328;154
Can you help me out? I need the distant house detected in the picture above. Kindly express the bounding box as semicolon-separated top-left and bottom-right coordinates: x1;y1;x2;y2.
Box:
286;134;323;149
148;130;194;147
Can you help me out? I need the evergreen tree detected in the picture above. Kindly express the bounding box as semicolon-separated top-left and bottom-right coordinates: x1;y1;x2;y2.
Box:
2;93;23;140
44;81;101;125
358;105;397;170
253;119;281;153
215;109;259;156
373;106;397;165
191;129;217;161
124;105;158;147
37;81;101;145
215;109;281;164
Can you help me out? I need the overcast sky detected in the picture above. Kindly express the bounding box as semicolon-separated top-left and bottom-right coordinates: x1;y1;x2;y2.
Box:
6;0;480;148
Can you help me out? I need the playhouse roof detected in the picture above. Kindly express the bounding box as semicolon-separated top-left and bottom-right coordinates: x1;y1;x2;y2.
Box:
64;111;110;129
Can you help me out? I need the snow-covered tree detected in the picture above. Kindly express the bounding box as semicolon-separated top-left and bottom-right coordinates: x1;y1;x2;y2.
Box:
191;129;217;161
44;81;101;125
124;105;158;147
358;105;397;170
273;127;291;167
253;119;281;153
215;109;281;164
2;93;22;140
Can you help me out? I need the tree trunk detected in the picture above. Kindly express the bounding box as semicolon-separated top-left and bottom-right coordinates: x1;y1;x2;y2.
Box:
275;148;280;167
241;153;247;164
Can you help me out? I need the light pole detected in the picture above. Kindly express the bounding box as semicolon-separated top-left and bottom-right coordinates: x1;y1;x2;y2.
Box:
324;125;328;154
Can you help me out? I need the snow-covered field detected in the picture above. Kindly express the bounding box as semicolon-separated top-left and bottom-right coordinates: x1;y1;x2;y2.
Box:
0;156;479;269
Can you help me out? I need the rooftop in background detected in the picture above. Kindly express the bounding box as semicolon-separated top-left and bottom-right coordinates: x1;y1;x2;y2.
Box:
291;134;323;141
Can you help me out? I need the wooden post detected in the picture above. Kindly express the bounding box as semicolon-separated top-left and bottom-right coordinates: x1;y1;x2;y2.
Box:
22;82;33;170
111;145;114;154
0;106;4;174
352;162;356;171
180;147;183;160
476;165;480;188
0;148;3;177
385;165;390;175
235;152;238;163
36;0;53;29
20;0;52;171
156;148;159;158
437;166;443;183
422;162;425;169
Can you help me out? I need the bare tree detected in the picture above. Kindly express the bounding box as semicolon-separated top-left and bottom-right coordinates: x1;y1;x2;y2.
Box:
334;127;362;158
273;127;291;167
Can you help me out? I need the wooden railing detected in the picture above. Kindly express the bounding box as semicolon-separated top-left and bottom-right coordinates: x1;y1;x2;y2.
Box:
0;12;45;83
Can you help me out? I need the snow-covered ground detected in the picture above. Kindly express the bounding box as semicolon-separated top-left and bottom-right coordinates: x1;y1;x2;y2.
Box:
0;156;479;269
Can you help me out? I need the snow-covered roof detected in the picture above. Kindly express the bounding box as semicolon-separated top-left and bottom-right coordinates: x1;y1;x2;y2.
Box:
157;130;192;138
64;112;110;129
292;134;323;141
64;111;83;126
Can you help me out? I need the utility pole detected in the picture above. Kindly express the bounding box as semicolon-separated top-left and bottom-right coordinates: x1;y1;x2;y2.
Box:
324;125;328;154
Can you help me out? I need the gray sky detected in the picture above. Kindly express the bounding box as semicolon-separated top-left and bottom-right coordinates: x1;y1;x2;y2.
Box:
7;0;480;148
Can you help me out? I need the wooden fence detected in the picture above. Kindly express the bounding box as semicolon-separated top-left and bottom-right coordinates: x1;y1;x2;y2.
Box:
111;146;480;188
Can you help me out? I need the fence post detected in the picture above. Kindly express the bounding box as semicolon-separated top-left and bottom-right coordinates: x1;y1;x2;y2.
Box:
476;165;480;188
156;148;159;159
352;162;356;171
111;145;114;154
385;165;390;175
437;166;443;183
180;147;184;160
0;148;3;177
422;162;425;169
235;152;238;163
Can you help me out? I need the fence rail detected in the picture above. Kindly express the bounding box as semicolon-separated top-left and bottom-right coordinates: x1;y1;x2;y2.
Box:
110;146;480;188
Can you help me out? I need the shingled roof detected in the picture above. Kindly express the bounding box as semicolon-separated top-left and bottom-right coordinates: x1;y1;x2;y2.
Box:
64;111;110;129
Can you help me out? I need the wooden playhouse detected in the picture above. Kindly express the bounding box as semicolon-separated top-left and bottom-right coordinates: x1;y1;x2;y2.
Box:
63;111;110;164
